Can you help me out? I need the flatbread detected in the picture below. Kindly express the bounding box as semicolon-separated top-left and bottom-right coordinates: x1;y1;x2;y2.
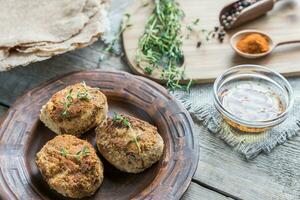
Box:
17;4;109;54
0;0;99;47
0;51;50;71
0;49;9;61
0;0;109;70
0;4;109;70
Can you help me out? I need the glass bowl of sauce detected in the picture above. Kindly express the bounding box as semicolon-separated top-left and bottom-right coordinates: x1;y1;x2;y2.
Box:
213;65;294;133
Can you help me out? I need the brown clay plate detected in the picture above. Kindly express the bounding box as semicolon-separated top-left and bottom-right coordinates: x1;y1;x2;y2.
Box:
0;70;198;200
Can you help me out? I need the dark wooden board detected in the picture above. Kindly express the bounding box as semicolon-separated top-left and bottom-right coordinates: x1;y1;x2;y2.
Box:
0;70;198;200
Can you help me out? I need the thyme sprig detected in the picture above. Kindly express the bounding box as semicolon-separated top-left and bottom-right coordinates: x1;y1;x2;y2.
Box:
77;81;91;101
132;134;141;152
112;113;141;152
113;113;131;128
104;13;132;54
60;89;73;117
59;145;90;161
136;0;192;91
59;82;92;117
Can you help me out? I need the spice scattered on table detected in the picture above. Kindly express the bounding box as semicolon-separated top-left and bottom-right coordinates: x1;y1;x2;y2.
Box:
186;19;227;46
236;33;270;54
221;0;261;29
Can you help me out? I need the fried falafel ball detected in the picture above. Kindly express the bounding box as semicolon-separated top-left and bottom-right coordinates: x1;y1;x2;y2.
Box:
36;135;104;198
40;82;108;136
96;114;164;173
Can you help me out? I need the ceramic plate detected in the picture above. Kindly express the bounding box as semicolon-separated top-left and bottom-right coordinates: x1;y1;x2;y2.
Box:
0;70;198;200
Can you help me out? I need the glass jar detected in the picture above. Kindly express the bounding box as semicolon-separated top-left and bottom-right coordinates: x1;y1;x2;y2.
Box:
213;65;294;133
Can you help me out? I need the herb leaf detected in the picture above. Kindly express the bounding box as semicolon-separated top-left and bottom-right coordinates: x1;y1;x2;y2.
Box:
136;0;192;91
77;81;91;101
113;113;132;128
81;146;90;157
103;14;132;55
123;118;132;129
59;146;90;160
113;113;123;121
61;148;68;157
132;135;141;152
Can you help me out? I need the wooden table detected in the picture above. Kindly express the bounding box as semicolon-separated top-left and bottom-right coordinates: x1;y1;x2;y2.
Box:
1;2;300;200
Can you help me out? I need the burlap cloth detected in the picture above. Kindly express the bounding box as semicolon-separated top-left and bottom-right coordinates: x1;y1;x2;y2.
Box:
103;0;300;160
174;87;300;159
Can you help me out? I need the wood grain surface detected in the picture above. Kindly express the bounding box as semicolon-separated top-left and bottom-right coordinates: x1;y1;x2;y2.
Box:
182;182;233;200
0;70;198;200
122;0;300;83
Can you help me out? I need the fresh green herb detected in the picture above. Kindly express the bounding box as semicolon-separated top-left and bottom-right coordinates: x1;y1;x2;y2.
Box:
113;113;123;121
60;89;74;117
113;113;141;152
59;146;90;160
186;19;200;32
81;146;90;157
61;148;69;157
113;113;131;128
123;118;132;129
74;147;90;160
77;81;91;101
144;66;154;75
185;79;193;93
132;135;141;152
193;18;200;25
136;0;192;91
103;14;132;54
77;92;90;101
66;89;73;101
60;82;92;117
81;81;87;88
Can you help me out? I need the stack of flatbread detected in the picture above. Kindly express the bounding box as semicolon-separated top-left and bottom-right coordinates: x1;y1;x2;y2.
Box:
0;0;109;71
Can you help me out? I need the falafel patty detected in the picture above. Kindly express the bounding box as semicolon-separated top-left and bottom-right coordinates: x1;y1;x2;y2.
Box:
36;135;104;198
40;82;108;136
96;114;164;173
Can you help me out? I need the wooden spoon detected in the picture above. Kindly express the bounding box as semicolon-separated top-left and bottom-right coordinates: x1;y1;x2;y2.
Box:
219;0;279;30
230;30;300;59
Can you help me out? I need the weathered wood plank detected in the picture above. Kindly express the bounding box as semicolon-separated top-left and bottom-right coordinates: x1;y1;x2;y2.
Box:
193;122;300;200
182;182;232;200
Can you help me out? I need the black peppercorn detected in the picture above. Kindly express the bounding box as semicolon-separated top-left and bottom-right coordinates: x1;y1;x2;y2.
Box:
196;41;202;48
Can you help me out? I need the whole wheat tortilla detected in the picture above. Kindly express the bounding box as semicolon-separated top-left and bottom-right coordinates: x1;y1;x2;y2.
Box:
0;0;99;47
0;3;109;70
0;49;9;61
14;0;103;49
17;5;109;55
0;52;50;71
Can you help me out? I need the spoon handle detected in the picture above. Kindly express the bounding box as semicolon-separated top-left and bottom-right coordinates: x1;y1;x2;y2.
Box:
276;40;300;46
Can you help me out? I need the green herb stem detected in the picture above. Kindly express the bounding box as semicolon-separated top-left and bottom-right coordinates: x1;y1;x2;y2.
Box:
136;0;192;91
